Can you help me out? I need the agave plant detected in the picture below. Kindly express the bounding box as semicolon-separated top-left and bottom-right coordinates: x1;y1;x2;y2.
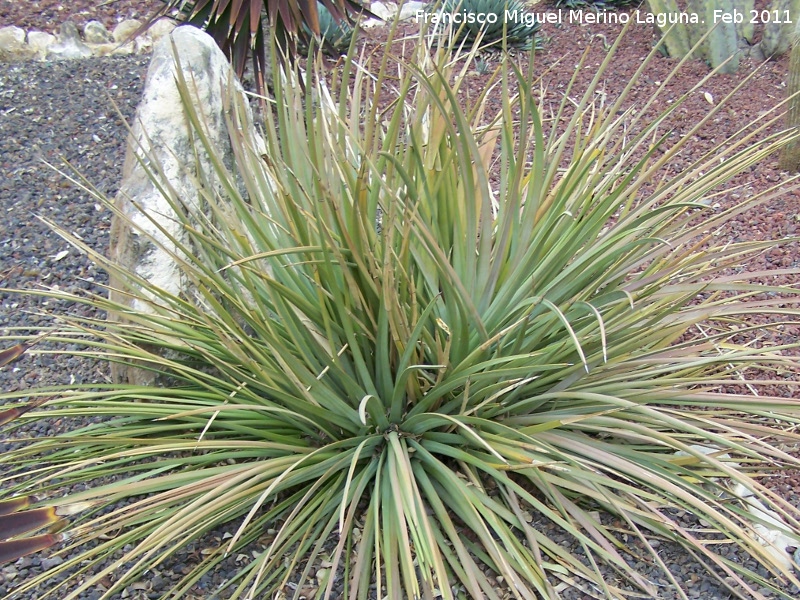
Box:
3;21;800;600
433;0;542;49
301;1;359;56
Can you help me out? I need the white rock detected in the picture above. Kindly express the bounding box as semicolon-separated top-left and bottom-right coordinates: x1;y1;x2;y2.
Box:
398;1;427;21
732;482;800;571
47;21;93;60
47;38;92;60
27;31;56;60
147;18;178;43
108;26;265;385
674;445;800;571
112;19;143;44
112;42;136;56
360;18;384;29
674;444;731;462
85;42;118;57
369;1;398;21
84;20;111;44
0;26;32;62
134;34;154;55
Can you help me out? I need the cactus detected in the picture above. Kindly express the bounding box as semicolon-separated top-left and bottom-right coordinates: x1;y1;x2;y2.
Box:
760;0;800;57
645;0;692;57
645;0;758;72
780;19;800;171
647;0;799;69
736;0;755;44
690;0;740;73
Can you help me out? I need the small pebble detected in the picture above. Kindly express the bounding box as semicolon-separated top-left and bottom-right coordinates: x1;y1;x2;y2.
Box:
40;556;64;570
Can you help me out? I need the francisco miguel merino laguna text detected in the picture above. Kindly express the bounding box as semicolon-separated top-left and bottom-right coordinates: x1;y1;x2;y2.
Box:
415;9;702;29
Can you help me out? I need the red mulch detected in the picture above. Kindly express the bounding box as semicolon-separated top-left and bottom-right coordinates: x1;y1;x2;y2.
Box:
0;0;162;32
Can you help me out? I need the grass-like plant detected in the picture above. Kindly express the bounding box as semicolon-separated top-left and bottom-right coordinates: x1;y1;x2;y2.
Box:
3;22;800;600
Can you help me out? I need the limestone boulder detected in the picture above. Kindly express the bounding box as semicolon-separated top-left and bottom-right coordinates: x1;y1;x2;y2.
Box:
108;26;263;386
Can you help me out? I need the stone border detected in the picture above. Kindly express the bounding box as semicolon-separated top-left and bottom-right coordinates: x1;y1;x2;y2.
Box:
0;18;177;62
0;2;430;63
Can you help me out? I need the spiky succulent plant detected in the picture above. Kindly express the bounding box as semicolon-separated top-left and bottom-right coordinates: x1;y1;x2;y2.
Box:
432;0;542;49
302;1;358;55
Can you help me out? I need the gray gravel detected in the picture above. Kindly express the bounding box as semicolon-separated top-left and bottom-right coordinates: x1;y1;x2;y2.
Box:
0;55;150;393
0;54;150;599
1;53;800;600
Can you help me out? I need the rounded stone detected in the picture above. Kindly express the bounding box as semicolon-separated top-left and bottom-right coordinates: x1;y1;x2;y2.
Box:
113;19;143;45
84;20;112;44
27;31;56;60
148;18;178;43
0;26;32;62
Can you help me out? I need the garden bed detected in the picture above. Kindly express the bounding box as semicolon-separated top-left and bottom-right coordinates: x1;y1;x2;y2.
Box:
3;1;800;599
